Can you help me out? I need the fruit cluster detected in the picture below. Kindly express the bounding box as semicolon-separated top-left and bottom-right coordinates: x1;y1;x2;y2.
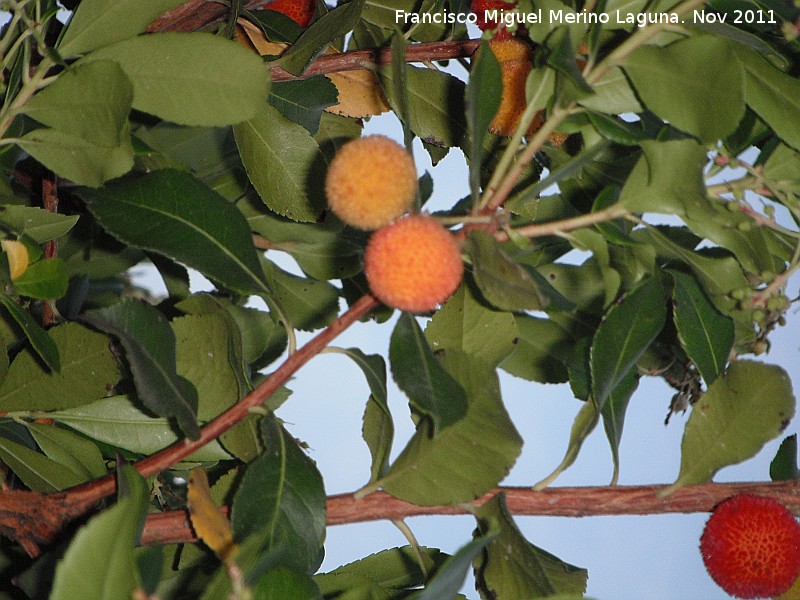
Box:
701;494;800;599
325;135;463;313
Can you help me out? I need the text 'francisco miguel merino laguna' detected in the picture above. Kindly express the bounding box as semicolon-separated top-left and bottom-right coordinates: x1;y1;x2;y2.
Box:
394;9;682;27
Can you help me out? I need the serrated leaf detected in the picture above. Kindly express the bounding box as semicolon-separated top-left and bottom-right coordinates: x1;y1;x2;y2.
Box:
376;351;522;505
408;533;497;600
734;46;800;151
17;127;134;188
0;322;119;411
325;65;390;119
425;284;518;368
670;270;734;385
78;169;269;294
390;313;467;433
0;206;79;244
579;66;642;114
82;300;200;440
600;370;638;486
83;32;269;126
473;494;588;598
591;275;666;409
263;260;339;331
379;64;467;150
0;294;60;372
234;102;325;222
770;435;800;481
270;77;338;135
501;315;574;384
50;466;148;600
467;231;549;311
22;60;132;147
0;435;84;491
49;396;230;461
57;0;187;55
315;547;447;595
466;41;502;203
251;568;322;600
663;360;795;495
12;258;69;300
26;422;107;481
187;468;237;562
231;414;326;572
624;36;744;142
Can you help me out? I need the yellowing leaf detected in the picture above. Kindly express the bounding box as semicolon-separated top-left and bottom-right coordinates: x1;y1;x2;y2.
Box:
236;19;288;57
1;240;29;280
187;468;237;562
325;68;389;118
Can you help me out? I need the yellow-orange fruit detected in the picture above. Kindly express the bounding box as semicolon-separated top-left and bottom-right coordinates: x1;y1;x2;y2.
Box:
488;38;533;137
364;214;463;313
325;135;418;230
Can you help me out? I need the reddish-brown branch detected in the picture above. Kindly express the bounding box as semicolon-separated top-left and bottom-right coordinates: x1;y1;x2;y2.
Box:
139;481;800;547
146;0;275;33
270;40;481;82
0;294;380;556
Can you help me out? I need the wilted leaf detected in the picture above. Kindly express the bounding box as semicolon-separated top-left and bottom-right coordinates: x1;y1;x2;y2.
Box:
188;468;237;562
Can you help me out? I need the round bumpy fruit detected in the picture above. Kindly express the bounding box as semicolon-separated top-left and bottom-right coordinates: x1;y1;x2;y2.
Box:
487;37;532;137
267;0;316;28
325;135;418;231
700;493;800;599
471;0;518;38
364;214;464;313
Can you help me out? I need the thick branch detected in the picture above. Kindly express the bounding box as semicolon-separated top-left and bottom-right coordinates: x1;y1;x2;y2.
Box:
139;481;800;546
0;295;380;556
146;0;274;33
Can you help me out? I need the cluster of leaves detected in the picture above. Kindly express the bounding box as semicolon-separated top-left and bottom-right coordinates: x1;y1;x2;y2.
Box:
0;0;798;598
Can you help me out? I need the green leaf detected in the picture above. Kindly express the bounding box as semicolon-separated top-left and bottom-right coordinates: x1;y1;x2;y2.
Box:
57;0;187;55
380;65;467;150
251;568;322;600
50;466;148;600
0;322;119;411
466;41;502;203
231;414;326;572
425;284;518;368
591;276;666;409
234;102;326;223
663;360;795;495
624;36;744;142
78;169;269;294
390;313;467;433
579;67;642;114
22;61;132;147
0;294;60;372
770;435;800;481
263;260;340;331
26;422;107;480
618;139;708;215
670;270;734;385
17;127;134;187
533;399;599;491
376;351;522;505
316;547;447;595
12;258;69;300
600;370;638;486
49;396;230;461
467;231;549;311
278;0;366;75
0;206;79;244
473;494;588;598
501;315;576;384
734;46;800;151
270;77;339;135
408;533;497;600
336;348;392;483
82;300;200;440
83;32;269;126
764;142;800;183
0;435;83;491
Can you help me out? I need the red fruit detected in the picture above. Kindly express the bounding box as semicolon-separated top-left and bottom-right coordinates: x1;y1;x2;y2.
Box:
267;0;315;28
471;0;517;35
701;494;800;599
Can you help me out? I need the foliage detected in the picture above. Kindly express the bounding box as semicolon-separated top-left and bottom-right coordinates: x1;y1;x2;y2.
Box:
0;0;799;598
